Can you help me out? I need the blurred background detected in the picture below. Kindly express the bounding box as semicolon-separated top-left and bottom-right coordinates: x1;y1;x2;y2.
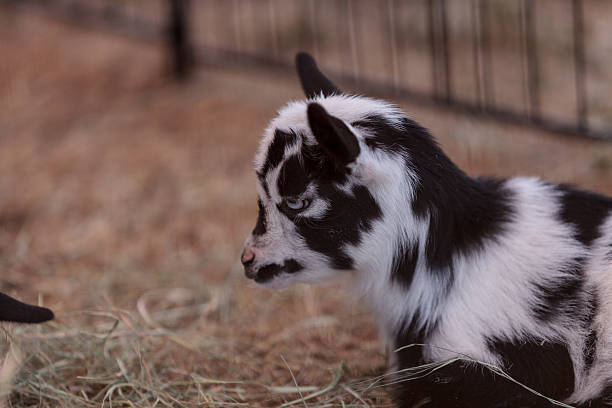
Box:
1;0;611;406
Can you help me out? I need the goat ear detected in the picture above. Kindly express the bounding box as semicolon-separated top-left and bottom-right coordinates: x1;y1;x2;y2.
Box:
0;292;54;323
296;52;341;98
307;103;360;165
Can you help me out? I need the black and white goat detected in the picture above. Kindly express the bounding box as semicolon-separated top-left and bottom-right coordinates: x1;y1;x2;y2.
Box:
241;52;612;408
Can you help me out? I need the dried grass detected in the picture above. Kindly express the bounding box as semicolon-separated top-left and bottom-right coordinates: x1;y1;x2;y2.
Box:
1;283;390;407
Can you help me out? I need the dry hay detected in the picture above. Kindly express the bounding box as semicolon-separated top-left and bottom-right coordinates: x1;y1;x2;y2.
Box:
0;283;391;407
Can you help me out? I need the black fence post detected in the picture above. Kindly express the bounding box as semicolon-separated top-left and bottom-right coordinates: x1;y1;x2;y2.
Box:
168;0;193;80
478;0;494;110
439;0;452;104
572;0;588;132
427;0;440;99
523;0;541;122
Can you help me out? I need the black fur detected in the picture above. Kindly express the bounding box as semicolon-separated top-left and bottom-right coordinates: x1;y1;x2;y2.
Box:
356;116;514;274
295;52;341;98
284;259;304;274
532;257;585;322
394;311;431;371
489;338;575;401
307;103;360;165
254;259;303;283
394;338;574;408
557;186;612;246
395;362;553;408
531;185;612;327
294;184;382;270
301;140;351;185
0;292;54;323
252;199;267;236
254;264;283;283
258;129;298;197
583;293;600;371
277;154;311;197
391;244;419;289
268;133;382;270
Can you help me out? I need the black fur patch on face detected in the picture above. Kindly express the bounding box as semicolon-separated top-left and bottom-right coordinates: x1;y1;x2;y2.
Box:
533;257;585;322
277;154;310;197
258;130;299;196
391;244;419;289
355;116;514;278
254;260;304;284
255;264;283;283
252;199;267;236
293;184;382;270
556;185;612;246
487;337;575;401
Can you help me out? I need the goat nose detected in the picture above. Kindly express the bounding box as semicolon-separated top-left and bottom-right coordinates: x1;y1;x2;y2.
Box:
241;248;255;266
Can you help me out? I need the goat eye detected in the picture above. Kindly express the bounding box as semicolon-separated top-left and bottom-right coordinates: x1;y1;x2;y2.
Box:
284;198;310;211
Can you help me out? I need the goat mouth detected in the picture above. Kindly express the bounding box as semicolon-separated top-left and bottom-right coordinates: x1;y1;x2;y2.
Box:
251;260;304;284
254;264;284;283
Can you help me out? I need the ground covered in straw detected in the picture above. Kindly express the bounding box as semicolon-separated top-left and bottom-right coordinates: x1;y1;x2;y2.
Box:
1;7;612;408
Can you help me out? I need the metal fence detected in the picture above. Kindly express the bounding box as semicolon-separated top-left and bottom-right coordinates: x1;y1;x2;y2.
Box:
10;0;612;140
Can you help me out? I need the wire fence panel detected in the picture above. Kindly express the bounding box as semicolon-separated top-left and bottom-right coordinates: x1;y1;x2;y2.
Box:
10;0;612;140
13;0;166;41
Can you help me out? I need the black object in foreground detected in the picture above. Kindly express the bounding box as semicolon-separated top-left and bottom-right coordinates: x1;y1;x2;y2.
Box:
0;292;54;323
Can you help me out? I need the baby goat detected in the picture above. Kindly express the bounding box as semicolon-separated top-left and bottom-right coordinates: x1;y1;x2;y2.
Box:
241;52;612;408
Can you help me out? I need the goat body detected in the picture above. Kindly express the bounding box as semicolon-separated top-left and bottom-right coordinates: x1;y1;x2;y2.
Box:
241;52;612;407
